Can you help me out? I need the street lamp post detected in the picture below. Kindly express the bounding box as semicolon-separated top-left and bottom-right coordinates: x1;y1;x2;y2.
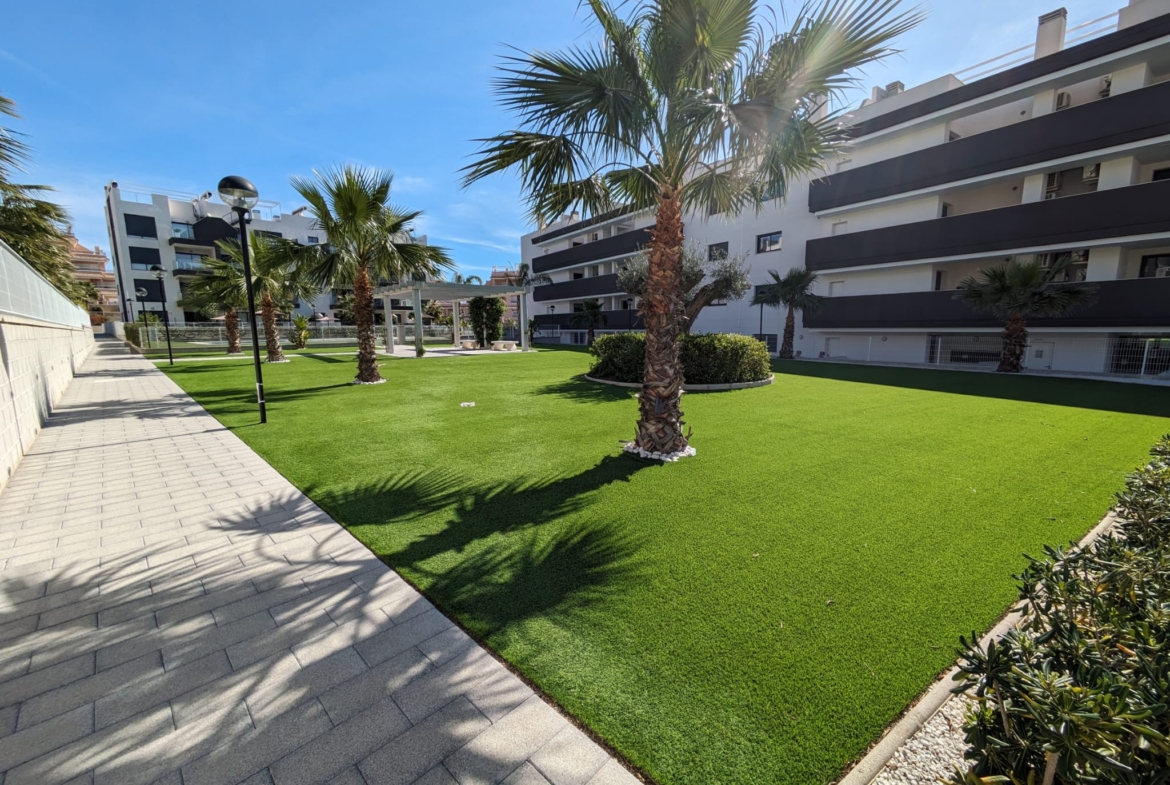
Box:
149;266;174;366
218;175;266;424
134;287;148;347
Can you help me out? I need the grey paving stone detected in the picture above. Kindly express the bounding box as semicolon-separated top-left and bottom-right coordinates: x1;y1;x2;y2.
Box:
95;650;232;730
181;699;333;785
0;703;94;772
238;770;276;785
442;695;564;785
245;646;368;725
392;647;499;724
501;763;553;785
326;767;369;785
358;697;491;785
412;766;458;785
417;628;478;668
318;648;433;726
529;727;610;785
0;703;18;738
0;653;94;709
353;610;452;669
268;694;411;785
583;761;641;785
17;651;163;730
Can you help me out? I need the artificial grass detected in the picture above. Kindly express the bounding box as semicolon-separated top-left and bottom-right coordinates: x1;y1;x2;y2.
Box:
162;351;1170;785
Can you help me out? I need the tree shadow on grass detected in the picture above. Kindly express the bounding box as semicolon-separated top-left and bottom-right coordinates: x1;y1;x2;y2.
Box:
532;375;636;403
311;454;649;633
774;360;1170;417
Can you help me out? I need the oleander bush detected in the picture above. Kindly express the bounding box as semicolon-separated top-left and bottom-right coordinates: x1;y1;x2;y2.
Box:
588;332;771;385
948;434;1170;784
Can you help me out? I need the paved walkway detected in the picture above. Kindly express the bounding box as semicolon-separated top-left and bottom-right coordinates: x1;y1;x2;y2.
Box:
0;340;638;785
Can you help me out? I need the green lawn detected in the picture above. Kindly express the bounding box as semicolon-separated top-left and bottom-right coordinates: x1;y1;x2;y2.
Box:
162;350;1170;785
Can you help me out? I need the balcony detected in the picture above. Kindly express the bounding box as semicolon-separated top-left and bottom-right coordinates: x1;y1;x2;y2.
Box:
532;228;652;274
534;310;643;330
167;217;236;248
811;80;1170;212
806;180;1170;272
532;273;624;303
803;277;1170;330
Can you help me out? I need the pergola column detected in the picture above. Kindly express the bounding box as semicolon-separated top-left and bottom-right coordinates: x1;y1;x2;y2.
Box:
451;302;461;347
412;285;424;356
519;289;529;351
382;296;394;353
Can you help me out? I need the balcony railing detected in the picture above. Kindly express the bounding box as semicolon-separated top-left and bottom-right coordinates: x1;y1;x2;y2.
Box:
532;228;652;274
811;80;1170;212
806;180;1170;272
532;273;624;302
533;309;643;330
803;277;1170;330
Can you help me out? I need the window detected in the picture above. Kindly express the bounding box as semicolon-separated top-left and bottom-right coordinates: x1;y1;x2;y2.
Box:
171;222;195;240
756;231;782;253
620;299;633;310
709;298;727;306
1153;168;1170;182
572;271;584;280
828;281;845;296
753;333;778;353
589;265;599;277
708;242;729;261
934;270;946;291
572;302;585;313
1140;255;1170;278
253;230;282;239
124;214;157;239
941;203;954;218
174;253;205;271
589;232;599;242
948;130;962;142
132;278;163;302
129;246;161;270
831;221;848;235
307;235;319;244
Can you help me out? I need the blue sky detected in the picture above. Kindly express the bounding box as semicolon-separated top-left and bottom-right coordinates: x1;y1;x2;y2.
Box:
3;0;1120;277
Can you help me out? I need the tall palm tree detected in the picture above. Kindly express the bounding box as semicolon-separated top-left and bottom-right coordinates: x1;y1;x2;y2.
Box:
178;255;248;354
761;268;824;359
955;257;1097;373
749;280;780;345
292;166;452;384
463;0;922;456
216;236;320;363
451;272;483;285
570;299;608;345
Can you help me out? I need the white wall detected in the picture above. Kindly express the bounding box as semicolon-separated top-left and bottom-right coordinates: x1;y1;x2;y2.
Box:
0;242;95;492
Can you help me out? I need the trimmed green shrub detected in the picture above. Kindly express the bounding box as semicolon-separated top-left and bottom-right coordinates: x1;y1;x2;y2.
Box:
468;296;506;348
588;332;771;385
948;434;1170;784
124;323;141;348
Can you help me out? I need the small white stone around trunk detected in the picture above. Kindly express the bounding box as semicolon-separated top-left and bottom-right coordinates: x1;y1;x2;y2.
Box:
621;442;697;462
352;378;387;385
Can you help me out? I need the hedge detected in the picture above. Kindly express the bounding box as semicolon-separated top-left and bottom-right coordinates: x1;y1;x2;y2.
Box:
588;332;771;385
948;434;1170;783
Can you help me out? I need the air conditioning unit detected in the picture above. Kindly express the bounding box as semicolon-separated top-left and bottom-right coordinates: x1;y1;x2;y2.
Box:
1044;192;1059;200
1045;171;1063;192
1082;164;1100;183
1055;91;1072;110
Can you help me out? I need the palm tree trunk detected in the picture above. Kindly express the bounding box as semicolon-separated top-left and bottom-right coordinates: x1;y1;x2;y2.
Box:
353;265;383;383
224;310;241;354
261;291;285;363
634;188;688;456
587;326;595;345
780;305;796;360
998;314;1028;373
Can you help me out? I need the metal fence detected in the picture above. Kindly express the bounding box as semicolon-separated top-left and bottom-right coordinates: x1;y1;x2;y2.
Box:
136;322;386;349
0;239;91;328
923;333;1170;379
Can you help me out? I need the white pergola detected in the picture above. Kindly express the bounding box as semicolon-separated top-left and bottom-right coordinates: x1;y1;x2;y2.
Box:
373;280;530;354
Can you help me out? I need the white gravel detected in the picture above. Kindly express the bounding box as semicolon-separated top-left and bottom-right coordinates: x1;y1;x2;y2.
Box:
871;695;973;785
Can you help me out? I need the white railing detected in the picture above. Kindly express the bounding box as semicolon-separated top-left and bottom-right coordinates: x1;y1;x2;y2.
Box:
952;12;1120;84
0;239;91;329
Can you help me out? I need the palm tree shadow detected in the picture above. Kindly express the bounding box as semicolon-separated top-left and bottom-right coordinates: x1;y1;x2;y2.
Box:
531;375;635;403
314;454;649;634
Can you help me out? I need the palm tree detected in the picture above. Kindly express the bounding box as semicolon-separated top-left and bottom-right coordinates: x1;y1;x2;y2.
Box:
955;257;1097;373
505;262;552;333
451;272;483;285
463;0;922;456
216;236;320;363
178;255;248;354
0;93;75;296
749;280;780;345
570;299;608;345
760;268;824;359
292;166;452;384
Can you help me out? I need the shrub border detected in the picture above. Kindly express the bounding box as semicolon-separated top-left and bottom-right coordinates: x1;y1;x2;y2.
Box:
837;510;1121;785
584;373;774;392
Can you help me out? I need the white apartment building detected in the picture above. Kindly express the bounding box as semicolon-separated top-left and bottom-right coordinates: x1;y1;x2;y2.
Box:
525;0;1170;378
103;183;331;325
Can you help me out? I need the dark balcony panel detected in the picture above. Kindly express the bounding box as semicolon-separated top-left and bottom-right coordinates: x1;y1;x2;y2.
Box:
532;274;624;302
534;310;644;330
532;228;653;273
530;206;637;244
849;13;1170;139
169;217;238;248
806;180;1170;272
811;80;1170;212
804;278;1170;330
123;213;158;239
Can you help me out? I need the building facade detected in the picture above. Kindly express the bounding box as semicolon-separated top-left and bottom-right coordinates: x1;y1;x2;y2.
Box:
64;228;118;324
103;184;331;325
526;0;1170;378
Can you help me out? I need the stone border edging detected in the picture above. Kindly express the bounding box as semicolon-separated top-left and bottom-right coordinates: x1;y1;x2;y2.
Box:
837;510;1120;785
584;374;774;391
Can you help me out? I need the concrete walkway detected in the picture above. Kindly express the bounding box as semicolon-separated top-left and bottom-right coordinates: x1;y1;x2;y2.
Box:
0;340;638;785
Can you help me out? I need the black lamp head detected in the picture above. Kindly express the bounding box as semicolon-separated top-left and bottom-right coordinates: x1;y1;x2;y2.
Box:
217;175;260;210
